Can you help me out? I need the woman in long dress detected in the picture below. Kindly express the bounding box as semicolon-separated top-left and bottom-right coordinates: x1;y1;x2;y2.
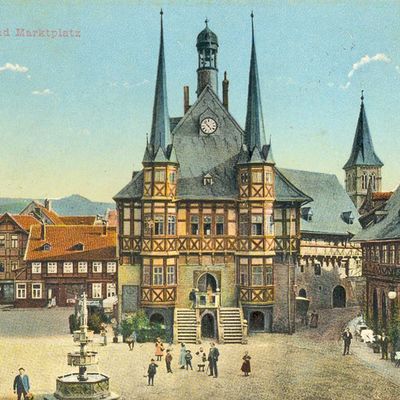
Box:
179;343;186;369
155;337;164;361
241;351;251;377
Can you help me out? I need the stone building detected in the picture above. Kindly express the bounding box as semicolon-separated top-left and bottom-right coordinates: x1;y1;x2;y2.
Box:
354;185;400;330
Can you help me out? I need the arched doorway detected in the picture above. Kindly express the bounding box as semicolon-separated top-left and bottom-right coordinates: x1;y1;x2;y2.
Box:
382;291;387;330
299;288;307;298
249;311;265;331
372;289;379;331
332;285;346;308
150;313;165;325
201;313;215;338
197;273;217;292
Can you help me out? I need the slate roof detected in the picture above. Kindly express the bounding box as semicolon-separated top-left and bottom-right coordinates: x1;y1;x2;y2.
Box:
25;225;117;262
353;185;400;241
343;98;383;169
114;170;143;200
279;168;361;236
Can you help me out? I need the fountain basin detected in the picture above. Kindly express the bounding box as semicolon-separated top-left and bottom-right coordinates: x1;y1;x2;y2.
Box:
67;351;98;367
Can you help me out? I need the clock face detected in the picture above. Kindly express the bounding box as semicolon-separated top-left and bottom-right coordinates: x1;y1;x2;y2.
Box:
200;117;217;134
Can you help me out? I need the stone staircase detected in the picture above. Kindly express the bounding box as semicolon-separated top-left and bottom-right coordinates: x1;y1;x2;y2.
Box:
174;308;198;344
218;308;246;344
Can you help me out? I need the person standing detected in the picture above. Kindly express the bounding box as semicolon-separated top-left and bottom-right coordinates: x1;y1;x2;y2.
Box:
185;350;193;370
165;349;173;373
195;347;207;372
100;324;108;346
342;327;353;355
179;343;186;369
189;288;196;309
381;331;389;360
241;351;251;377
127;330;137;351
208;342;220;378
309;310;319;328
147;359;158;386
13;368;30;400
155;337;164;361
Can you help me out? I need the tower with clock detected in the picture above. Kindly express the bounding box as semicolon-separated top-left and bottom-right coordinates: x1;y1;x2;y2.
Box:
115;12;312;340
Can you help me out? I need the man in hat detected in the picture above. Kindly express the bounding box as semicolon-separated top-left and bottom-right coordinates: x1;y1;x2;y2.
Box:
13;368;30;400
147;359;158;386
342;327;353;356
165;349;173;373
207;342;220;378
185;350;193;370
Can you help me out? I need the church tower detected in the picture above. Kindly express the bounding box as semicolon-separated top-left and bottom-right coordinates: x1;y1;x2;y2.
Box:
196;19;219;96
343;92;383;210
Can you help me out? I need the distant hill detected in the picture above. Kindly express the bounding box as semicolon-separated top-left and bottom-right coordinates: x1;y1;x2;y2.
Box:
0;195;115;216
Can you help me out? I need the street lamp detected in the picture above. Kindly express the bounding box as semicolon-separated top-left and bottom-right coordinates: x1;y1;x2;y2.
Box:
388;291;397;300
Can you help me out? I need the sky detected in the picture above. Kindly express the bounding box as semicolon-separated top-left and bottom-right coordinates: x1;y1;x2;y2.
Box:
0;0;399;202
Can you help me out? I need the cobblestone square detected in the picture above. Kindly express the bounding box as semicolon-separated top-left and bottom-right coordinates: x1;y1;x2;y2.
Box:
1;307;400;400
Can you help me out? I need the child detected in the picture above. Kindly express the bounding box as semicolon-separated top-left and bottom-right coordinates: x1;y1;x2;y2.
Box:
195;347;207;372
147;359;158;386
165;349;173;373
185;350;193;370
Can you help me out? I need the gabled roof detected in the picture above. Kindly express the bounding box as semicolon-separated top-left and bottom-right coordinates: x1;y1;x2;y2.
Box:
20;201;64;225
0;213;41;232
25;225;117;262
279;168;361;236
60;216;97;225
275;169;312;204
354;185;400;241
343;95;383;169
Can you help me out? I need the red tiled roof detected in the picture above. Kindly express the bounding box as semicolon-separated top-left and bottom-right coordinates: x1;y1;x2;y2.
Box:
12;215;42;231
25;225;117;261
372;192;393;201
60;216;97;225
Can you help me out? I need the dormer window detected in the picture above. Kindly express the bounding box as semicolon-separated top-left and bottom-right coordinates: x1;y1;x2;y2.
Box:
73;243;85;251
240;172;249;184
301;207;313;222
341;211;354;225
203;173;213;186
42;243;51;251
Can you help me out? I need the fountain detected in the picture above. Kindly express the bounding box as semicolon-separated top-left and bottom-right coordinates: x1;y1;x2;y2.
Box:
45;293;119;400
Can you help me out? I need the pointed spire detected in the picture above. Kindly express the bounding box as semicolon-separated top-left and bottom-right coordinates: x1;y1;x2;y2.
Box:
244;12;266;152
149;9;171;155
343;91;383;169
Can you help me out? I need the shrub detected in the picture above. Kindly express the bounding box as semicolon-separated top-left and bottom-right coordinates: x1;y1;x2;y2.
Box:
88;313;103;334
120;311;167;342
68;314;80;333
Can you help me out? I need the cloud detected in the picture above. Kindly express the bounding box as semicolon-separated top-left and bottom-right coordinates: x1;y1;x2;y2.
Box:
340;81;351;91
0;62;29;74
348;53;391;78
396;65;400;74
32;88;53;96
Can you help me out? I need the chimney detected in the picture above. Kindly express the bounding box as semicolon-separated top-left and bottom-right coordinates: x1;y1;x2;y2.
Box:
41;223;46;240
102;219;108;236
183;86;190;114
44;198;52;211
222;71;229;110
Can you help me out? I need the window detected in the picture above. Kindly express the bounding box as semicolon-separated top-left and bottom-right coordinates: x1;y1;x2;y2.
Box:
382;245;388;264
265;172;273;184
0;262;4;273
93;262;102;273
92;283;102;299
107;262;117;273
374;246;380;262
167;216;176;235
216;215;224;235
154;215;164;235
11;235;18;248
144;215;152;235
32;262;41;274
240;172;249;184
361;172;368;190
203;216;212;235
153;266;163;285
63;262;73;274
144;169;152;183
169;171;176;184
265;268;273;285
251;215;263;235
300;264;305;273
106;283;116;298
47;262;57;274
78;262;88;273
266;215;274;234
252;266;263;286
314;264;321;276
371;173;376;190
16;283;27;299
203;174;213;186
239;214;249;236
32;283;42;299
123;220;131;236
0;235;5;248
11;261;18;271
43;243;51;251
239;263;248;286
143;264;151;285
154;169;166;182
167;265;175;285
390;245;396;264
252;171;263;183
190;215;199;235
123;206;131;219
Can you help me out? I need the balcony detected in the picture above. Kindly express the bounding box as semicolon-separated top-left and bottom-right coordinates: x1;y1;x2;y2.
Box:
194;289;221;308
239;285;274;304
141;285;177;306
